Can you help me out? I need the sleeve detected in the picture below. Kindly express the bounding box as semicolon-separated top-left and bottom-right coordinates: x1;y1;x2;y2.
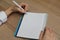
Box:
0;11;7;25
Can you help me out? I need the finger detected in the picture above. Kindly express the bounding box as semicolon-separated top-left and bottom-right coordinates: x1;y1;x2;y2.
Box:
16;7;26;13
39;31;44;40
45;27;50;32
44;27;50;36
48;28;55;37
45;27;54;36
19;3;28;11
24;4;28;11
20;3;28;11
46;27;53;33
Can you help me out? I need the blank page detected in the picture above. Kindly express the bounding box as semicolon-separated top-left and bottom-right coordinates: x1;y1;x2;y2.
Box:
17;12;47;39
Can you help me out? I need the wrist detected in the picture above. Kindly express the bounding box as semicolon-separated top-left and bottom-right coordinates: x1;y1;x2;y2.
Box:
5;7;13;16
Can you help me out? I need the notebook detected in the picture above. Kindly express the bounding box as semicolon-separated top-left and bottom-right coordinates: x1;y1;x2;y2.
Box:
14;12;48;39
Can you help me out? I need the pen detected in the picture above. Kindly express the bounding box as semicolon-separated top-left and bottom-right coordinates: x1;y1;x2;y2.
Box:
12;1;24;10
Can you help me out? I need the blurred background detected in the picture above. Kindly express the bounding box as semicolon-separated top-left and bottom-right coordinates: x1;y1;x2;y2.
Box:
0;0;60;40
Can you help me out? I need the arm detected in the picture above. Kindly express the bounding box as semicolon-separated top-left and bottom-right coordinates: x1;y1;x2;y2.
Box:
0;3;28;25
5;3;28;16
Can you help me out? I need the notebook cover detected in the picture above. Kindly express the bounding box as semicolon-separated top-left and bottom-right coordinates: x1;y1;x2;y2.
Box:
14;15;24;37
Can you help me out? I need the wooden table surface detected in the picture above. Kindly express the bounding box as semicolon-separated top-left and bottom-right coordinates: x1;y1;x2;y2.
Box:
0;0;60;40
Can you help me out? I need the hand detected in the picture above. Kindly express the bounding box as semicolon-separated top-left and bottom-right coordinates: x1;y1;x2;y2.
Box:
5;3;28;16
39;27;57;40
12;3;28;13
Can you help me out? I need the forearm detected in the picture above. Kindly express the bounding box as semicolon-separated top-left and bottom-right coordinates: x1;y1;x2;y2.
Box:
0;7;13;25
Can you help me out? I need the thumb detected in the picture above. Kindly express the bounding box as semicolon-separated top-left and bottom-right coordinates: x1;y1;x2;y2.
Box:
39;31;44;40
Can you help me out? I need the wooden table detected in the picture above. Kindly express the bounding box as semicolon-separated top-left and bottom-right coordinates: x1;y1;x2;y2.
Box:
0;0;60;40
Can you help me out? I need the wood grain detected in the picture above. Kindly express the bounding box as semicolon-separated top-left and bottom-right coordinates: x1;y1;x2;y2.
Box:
0;0;60;40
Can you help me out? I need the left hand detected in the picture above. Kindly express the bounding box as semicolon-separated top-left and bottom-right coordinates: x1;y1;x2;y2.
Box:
39;27;57;40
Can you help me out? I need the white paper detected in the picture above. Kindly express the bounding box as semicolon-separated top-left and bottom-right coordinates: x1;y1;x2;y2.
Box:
17;12;48;39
